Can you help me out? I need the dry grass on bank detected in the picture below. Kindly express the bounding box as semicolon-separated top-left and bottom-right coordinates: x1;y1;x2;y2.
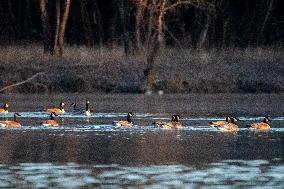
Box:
0;44;283;93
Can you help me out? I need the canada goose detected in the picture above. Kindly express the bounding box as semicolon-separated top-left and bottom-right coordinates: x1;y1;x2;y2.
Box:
71;100;91;116
46;101;65;114
42;112;59;127
0;103;9;114
84;100;91;116
246;117;271;131
71;102;80;112
217;117;239;132
209;116;231;127
113;112;134;126
0;113;21;128
153;115;183;129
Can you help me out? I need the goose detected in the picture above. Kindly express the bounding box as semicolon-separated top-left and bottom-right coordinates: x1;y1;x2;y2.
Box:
153;115;183;129
209;116;231;127
113;112;134;126
0;113;21;128
71;102;80;112
84;100;91;116
71;100;91;116
42;112;59;127
217;117;239;132
246;117;270;131
46;101;65;114
0;103;9;114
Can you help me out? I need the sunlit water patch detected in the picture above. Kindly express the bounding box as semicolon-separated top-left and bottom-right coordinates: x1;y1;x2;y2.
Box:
0;160;283;188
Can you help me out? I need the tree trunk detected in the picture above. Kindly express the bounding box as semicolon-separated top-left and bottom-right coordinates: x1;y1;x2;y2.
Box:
80;0;93;47
157;0;167;50
117;0;131;55
146;0;155;51
58;0;71;55
38;0;50;52
52;0;61;56
258;0;274;44
108;1;118;46
92;0;104;47
143;0;158;91
198;13;211;49
39;0;70;56
134;0;148;51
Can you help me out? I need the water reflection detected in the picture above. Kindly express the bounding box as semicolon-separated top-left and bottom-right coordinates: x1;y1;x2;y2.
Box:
0;160;283;188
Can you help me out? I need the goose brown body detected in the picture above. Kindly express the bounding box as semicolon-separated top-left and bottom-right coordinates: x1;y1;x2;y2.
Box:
217;123;239;132
209;116;230;127
154;115;183;129
217;117;239;132
0;113;21;128
113;121;133;127
0;103;9;114
247;117;270;130
46;101;65;114
42;112;59;127
113;112;133;127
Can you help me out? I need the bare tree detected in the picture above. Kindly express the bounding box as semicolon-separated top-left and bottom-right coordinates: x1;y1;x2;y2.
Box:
38;0;71;56
38;0;50;52
140;0;213;91
258;0;275;44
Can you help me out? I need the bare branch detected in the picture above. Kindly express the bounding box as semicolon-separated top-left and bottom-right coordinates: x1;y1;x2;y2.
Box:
164;0;213;12
0;72;46;93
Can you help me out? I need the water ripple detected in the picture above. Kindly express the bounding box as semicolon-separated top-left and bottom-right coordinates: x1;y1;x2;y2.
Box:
0;160;283;188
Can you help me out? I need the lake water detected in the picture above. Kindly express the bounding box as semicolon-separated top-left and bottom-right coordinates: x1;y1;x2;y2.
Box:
0;94;283;188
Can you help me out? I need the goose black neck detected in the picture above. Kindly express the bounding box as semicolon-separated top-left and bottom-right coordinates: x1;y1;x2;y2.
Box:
127;114;132;123
175;116;180;122
60;103;63;110
225;117;230;122
3;105;8;111
172;115;179;122
85;102;89;111
231;119;237;124
73;103;77;111
50;113;54;120
14;114;18;122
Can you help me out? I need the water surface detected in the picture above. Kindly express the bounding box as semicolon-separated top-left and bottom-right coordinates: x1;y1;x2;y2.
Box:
0;94;283;188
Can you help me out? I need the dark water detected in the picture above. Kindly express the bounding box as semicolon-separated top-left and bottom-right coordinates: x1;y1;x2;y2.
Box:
0;94;283;188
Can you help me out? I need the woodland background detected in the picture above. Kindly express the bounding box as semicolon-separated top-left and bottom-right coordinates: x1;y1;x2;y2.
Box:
0;0;283;94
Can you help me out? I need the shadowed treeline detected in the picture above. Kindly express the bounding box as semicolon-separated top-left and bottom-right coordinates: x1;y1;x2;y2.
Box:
0;0;283;93
0;0;282;48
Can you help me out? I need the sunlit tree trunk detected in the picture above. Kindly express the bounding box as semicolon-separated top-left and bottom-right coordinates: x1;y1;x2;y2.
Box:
198;13;211;49
52;0;61;56
157;0;167;50
57;0;71;56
